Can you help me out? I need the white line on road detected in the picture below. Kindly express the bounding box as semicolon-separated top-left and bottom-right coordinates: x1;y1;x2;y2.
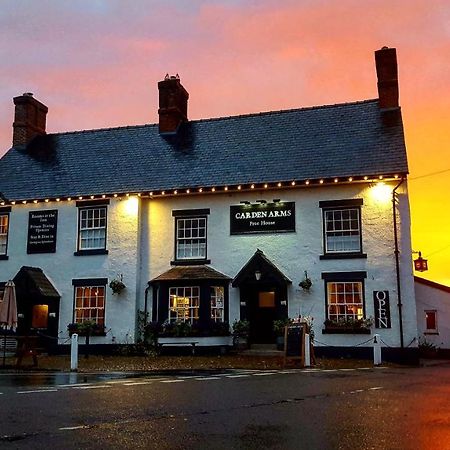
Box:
253;372;277;376
338;369;355;372
195;377;220;381
226;374;250;378
369;386;383;390
161;379;184;383
58;383;93;388
123;381;154;386
17;389;58;394
59;425;89;431
73;385;112;390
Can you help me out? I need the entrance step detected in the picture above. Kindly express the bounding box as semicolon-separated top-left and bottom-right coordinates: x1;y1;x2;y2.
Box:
241;344;283;356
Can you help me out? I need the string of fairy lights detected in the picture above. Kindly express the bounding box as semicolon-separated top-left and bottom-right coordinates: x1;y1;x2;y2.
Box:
0;173;401;206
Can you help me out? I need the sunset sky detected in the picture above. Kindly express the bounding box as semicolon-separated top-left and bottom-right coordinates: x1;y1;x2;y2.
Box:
0;0;449;285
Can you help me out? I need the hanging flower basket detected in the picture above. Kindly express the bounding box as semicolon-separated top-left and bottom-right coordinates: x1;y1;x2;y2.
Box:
109;275;126;295
299;271;312;290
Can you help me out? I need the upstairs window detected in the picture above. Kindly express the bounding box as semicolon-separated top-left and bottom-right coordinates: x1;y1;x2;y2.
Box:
172;209;210;264
75;200;109;256
0;213;9;257
319;199;366;259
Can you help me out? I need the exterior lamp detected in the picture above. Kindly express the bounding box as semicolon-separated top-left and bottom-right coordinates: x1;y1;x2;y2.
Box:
255;270;262;281
414;251;428;272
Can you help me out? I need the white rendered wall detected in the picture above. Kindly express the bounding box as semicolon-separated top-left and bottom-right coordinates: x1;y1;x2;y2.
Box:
140;180;417;348
415;281;450;349
0;197;140;344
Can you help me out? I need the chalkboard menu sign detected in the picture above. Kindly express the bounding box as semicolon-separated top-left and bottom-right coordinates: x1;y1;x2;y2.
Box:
27;210;58;254
230;202;295;235
284;324;305;366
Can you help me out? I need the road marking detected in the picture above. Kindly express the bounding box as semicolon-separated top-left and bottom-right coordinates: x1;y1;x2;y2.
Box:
195;377;220;381
123;381;154;386
322;369;337;372
59;425;89;431
253;372;277;376
226;374;250;378
357;367;372;370
161;379;184;383
58;383;92;388
17;389;58;394
73;385;112;390
369;386;383;390
338;369;355;371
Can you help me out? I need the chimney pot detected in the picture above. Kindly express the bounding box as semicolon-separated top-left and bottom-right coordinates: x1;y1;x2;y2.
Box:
375;46;399;109
158;75;189;134
12;93;48;147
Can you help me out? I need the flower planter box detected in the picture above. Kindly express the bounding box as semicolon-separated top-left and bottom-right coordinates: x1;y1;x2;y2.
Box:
322;327;371;334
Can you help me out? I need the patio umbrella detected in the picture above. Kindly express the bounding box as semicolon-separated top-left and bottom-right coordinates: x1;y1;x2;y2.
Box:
0;280;18;366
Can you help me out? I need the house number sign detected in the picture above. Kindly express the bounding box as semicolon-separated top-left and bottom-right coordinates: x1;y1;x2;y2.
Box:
27;210;58;254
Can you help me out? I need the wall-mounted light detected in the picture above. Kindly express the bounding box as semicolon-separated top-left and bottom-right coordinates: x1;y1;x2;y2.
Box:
255;270;262;281
413;251;428;272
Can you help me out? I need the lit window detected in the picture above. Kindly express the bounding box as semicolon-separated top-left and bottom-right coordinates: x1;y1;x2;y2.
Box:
324;208;361;253
78;207;107;250
327;281;364;322
176;217;207;260
74;285;105;326
211;286;224;322
425;310;437;332
169;286;200;323
0;214;9;256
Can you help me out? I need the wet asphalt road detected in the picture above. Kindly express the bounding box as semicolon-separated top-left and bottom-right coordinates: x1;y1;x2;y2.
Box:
1;365;450;450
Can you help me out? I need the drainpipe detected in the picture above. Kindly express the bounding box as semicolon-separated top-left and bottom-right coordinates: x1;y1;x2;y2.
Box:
144;284;150;324
392;177;405;348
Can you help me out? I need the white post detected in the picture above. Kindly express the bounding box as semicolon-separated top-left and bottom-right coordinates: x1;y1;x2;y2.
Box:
304;333;311;367
373;333;382;366
71;333;79;372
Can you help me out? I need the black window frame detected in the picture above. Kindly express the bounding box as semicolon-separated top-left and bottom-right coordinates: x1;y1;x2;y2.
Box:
72;277;108;333
319;199;367;260
171;209;210;265
0;207;11;260
321;271;369;334
74;200;109;256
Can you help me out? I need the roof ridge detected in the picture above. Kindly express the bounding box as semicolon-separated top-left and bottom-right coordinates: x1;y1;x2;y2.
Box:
46;98;379;137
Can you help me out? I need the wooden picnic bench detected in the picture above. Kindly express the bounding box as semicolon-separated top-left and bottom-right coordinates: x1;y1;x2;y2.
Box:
158;341;199;355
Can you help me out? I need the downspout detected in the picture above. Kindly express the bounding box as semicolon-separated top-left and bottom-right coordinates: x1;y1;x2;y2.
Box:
144;284;150;324
392;177;405;348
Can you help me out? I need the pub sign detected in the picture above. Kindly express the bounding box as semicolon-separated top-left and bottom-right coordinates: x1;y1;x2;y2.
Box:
373;290;391;329
230;202;295;235
27;210;58;254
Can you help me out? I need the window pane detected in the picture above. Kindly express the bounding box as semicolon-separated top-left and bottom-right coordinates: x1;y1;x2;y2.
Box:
79;207;107;250
168;286;200;323
327;281;364;321
324;208;361;253
74;285;106;326
176;216;207;260
425;311;437;331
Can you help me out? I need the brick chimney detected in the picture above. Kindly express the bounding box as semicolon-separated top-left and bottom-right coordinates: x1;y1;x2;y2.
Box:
375;47;399;109
158;75;189;134
13;93;48;147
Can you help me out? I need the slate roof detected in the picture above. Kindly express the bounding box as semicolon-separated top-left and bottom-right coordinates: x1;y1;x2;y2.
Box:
13;266;60;298
0;99;408;201
151;266;231;283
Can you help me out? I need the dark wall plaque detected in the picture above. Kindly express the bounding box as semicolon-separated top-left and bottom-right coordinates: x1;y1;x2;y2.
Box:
27;210;58;254
374;290;391;328
230;202;295;235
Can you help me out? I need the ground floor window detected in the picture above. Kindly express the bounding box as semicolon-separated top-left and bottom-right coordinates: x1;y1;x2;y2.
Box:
169;286;200;323
211;286;225;322
327;281;364;322
74;285;106;326
425;310;438;333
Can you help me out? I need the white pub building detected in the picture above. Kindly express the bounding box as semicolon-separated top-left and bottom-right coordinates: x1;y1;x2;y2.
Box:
0;47;418;362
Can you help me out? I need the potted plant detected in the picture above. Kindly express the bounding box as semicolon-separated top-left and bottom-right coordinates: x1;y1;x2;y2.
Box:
418;337;439;358
232;319;250;350
273;318;293;350
109;274;126;295
299;271;312;291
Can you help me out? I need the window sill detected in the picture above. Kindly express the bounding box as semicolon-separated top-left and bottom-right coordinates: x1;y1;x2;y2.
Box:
74;249;109;256
320;253;367;260
0;255;8;260
322;328;371;334
424;331;439;335
171;259;211;266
